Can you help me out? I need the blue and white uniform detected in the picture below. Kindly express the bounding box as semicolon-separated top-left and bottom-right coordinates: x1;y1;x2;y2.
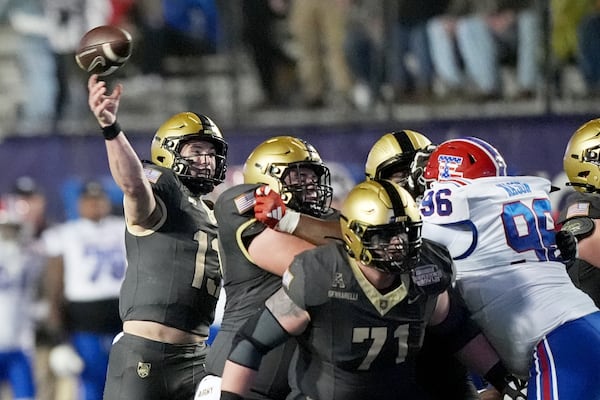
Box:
0;232;42;400
420;175;600;399
42;215;126;400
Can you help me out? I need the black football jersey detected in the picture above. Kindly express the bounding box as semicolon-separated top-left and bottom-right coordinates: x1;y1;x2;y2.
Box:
119;163;221;337
207;183;292;399
283;240;454;400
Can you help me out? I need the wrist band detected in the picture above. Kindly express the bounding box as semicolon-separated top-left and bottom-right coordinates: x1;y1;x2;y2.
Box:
220;391;243;400
484;361;510;392
101;122;121;140
276;210;301;234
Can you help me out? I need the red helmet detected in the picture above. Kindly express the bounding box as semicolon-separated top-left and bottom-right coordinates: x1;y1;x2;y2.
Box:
424;137;507;183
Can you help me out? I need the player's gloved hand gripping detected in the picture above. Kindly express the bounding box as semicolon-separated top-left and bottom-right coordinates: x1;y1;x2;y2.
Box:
254;186;300;233
502;377;527;400
556;229;578;268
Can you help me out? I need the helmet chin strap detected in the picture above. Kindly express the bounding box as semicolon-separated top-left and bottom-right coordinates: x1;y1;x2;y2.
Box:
566;181;600;193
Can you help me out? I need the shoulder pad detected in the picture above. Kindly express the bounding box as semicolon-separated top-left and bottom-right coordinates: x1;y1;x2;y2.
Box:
562;217;595;240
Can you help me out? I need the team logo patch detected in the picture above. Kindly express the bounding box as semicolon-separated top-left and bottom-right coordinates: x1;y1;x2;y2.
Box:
331;272;346;289
143;168;162;183
437;154;463;179
137;362;151;378
412;264;441;287
234;191;256;215
566;202;590;219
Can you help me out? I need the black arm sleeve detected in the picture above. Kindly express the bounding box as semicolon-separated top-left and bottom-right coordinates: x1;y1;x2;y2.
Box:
426;287;481;354
228;306;291;370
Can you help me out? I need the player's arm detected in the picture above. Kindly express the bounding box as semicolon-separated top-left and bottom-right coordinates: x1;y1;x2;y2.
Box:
43;255;66;341
87;74;157;227
248;228;315;276
560;217;600;267
220;288;310;398
577;219;600;266
292;214;342;245
429;289;514;394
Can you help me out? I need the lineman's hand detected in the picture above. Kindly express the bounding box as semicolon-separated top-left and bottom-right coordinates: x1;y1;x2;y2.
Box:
502;378;527;400
254;186;286;229
408;144;436;200
88;74;122;128
556;229;578;267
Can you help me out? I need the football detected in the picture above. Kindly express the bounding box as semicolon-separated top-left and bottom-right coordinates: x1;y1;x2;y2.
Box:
75;25;132;76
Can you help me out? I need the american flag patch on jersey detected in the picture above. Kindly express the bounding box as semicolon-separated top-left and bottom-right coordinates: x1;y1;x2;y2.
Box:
234;191;256;214
566;202;590;219
143;168;162;183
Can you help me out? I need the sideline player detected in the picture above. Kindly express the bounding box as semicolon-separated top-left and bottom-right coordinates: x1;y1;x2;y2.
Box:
42;181;125;400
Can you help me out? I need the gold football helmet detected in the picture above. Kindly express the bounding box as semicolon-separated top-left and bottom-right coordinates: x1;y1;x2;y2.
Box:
564;118;600;193
151;112;227;195
243;136;333;217
365;131;433;199
340;179;422;274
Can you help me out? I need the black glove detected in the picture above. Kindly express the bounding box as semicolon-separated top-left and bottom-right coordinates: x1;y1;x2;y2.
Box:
408;144;436;200
556;229;578;268
502;377;527;400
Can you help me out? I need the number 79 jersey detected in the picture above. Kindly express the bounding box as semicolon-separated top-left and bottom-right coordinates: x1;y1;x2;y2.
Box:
419;175;598;376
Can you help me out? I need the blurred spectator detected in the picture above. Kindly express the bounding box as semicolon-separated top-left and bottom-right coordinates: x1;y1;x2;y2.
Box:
343;0;385;110
108;0;135;26
427;0;474;98
41;181;126;400
387;0;447;102
242;0;296;109
131;0;219;79
0;0;57;135
428;0;539;101
288;0;354;108
550;0;600;98
42;0;111;130
550;0;592;68
577;4;600;95
458;0;540;100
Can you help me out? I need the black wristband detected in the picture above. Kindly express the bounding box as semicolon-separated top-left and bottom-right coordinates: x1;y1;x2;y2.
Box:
220;391;244;400
101;121;121;140
484;361;510;392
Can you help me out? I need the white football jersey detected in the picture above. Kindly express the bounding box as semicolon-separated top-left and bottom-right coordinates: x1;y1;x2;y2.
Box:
42;216;126;302
0;238;40;351
421;176;598;377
